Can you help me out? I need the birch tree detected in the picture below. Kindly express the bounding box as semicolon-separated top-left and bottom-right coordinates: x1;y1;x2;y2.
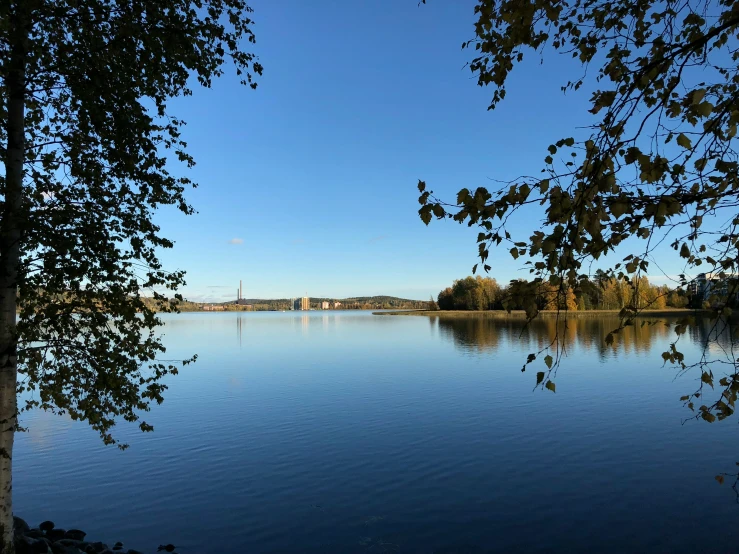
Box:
0;1;262;551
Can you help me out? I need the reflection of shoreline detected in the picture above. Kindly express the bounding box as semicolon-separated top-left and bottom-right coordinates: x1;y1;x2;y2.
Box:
433;315;723;358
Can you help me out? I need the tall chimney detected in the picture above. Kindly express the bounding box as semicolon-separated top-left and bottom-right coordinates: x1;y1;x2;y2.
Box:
240;280;243;301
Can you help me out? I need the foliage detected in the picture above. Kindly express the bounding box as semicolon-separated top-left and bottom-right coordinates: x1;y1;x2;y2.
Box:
418;0;739;426
437;276;501;310
2;1;262;444
436;274;684;312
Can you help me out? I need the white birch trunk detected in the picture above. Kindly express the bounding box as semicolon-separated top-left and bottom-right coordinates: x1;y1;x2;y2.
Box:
0;4;27;551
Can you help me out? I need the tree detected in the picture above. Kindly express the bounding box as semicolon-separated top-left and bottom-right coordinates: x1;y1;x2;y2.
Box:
418;0;739;425
538;283;577;311
476;275;501;309
0;1;262;550
452;276;484;310
668;290;689;308
437;287;454;310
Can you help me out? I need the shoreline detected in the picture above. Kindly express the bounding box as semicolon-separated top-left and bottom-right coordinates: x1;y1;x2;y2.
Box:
373;309;705;318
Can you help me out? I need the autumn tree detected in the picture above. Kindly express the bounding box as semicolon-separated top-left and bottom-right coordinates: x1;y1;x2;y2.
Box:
418;0;739;423
538;283;577;311
437;287;454;310
436;276;502;310
0;1;262;550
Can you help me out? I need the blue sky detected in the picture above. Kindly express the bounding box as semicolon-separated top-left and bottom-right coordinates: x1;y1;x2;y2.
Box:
154;0;680;303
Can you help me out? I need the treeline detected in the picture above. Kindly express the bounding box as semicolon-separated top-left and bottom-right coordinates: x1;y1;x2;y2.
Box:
143;295;429;312
435;273;689;312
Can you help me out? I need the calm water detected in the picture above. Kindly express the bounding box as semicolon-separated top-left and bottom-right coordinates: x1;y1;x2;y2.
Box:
14;311;739;553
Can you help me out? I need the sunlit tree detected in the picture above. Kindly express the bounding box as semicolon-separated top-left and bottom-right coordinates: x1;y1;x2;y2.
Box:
419;0;739;426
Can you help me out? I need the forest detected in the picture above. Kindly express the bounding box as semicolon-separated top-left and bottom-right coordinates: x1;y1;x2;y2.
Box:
435;273;689;312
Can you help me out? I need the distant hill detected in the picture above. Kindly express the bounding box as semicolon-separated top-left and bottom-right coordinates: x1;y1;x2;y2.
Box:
142;295;430;312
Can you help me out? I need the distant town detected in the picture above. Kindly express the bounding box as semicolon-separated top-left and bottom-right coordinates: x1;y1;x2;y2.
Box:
175;281;430;312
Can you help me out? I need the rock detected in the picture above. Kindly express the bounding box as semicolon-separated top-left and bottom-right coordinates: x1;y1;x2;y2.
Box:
25;529;46;540
48;541;69;554
39;521;55;533
112;542;123;550
65;530;87;541
125;550;143;554
57;540;84;548
16;535;52;554
89;542;108;553
46;529;66;542
14;516;30;534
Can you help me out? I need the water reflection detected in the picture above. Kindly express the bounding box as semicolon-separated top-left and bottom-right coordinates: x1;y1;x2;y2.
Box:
432;315;737;360
14;311;739;553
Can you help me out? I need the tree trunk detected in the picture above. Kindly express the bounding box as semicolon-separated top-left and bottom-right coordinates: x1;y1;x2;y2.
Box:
0;4;27;552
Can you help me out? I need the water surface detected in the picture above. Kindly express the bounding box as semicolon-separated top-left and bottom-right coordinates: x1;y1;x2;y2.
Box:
15;311;739;553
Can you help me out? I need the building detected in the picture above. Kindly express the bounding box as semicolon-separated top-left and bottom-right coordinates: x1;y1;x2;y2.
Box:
321;301;330;310
202;304;225;311
334;301;342;309
687;272;739;305
293;297;310;310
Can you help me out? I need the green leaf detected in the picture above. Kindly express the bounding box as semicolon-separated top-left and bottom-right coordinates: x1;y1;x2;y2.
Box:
417;180;426;192
536;371;545;385
691;88;706;105
419;206;432;225
545;380;556;393
696;102;713;117
715;475;725;485
544;355;553;369
510;247;519;259
676;133;692;149
610;200;628;218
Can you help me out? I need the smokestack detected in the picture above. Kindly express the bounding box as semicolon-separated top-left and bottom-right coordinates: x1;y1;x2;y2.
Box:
240;280;243;301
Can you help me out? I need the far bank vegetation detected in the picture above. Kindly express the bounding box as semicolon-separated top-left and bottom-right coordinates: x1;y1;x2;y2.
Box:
434;272;689;313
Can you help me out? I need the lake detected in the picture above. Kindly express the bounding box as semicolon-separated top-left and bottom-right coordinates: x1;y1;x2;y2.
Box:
14;311;739;553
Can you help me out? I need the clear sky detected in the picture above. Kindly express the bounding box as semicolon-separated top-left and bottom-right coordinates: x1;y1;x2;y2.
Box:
153;0;678;303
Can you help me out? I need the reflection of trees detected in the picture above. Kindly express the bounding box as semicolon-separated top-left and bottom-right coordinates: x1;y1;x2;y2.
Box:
438;317;501;352
437;315;676;357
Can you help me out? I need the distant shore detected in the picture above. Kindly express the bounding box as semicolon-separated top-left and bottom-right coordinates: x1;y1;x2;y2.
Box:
373;309;704;318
